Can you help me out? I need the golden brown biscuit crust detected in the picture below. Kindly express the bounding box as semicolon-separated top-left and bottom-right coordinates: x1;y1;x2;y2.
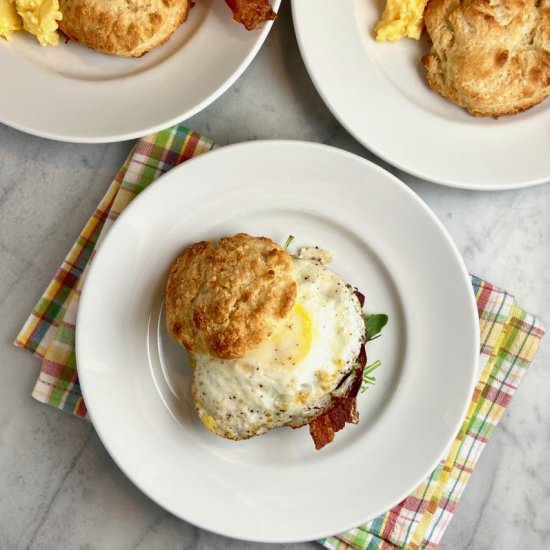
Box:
166;234;297;359
58;0;191;57
422;0;550;117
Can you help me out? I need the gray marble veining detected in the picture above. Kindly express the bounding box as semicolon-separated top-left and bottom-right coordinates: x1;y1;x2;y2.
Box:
1;3;549;549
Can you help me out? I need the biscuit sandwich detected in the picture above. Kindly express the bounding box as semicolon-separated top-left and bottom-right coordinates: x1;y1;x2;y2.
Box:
165;233;371;450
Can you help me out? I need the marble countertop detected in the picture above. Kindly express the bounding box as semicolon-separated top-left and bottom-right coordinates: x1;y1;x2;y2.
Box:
1;4;549;549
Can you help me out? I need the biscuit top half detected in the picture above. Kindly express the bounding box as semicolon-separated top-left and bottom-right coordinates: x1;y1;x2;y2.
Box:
165;233;297;359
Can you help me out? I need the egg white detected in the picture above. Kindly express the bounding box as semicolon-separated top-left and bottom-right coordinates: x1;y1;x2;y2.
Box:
191;257;366;440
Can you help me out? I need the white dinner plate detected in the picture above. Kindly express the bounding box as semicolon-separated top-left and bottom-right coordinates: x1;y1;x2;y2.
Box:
0;0;279;143
77;141;479;542
292;0;550;190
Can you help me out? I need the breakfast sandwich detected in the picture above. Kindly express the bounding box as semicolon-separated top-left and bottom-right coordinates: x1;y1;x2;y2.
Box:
165;233;369;450
57;0;192;57
422;0;550;117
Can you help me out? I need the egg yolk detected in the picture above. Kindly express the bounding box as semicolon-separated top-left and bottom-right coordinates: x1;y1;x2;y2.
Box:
248;303;313;369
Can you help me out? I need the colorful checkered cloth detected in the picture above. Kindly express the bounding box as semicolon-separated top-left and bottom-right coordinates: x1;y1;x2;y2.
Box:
15;125;545;549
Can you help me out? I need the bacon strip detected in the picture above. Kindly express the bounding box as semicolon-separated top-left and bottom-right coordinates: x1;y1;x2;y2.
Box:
309;342;367;450
354;288;365;308
225;0;276;30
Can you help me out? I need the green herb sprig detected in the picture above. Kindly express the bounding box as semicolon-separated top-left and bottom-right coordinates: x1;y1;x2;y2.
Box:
360;360;382;393
359;313;389;392
364;313;388;341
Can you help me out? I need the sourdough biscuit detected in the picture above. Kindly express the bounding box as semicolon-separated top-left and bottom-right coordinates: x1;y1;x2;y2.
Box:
422;0;550;117
58;0;191;57
166;233;297;359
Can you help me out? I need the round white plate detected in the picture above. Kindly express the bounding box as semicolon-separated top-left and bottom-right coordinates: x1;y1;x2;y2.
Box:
292;0;550;190
77;141;479;542
0;0;279;143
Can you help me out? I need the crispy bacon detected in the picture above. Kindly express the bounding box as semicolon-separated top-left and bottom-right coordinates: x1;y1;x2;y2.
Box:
354;288;365;308
309;342;367;450
225;0;276;30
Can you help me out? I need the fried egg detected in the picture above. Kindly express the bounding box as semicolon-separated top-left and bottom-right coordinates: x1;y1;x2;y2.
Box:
191;256;366;440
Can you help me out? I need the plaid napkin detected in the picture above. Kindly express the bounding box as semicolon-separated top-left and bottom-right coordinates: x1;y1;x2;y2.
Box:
15;125;545;549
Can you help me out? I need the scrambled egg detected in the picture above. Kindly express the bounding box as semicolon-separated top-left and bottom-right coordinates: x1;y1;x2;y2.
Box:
0;0;21;40
0;0;61;45
375;0;429;41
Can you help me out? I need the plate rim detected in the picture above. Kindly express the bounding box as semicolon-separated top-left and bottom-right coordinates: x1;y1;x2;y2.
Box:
76;140;480;542
291;0;550;191
0;2;280;143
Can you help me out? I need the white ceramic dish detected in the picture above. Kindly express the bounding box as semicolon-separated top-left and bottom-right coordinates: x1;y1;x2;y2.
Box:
292;0;550;190
77;141;479;542
0;0;279;143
